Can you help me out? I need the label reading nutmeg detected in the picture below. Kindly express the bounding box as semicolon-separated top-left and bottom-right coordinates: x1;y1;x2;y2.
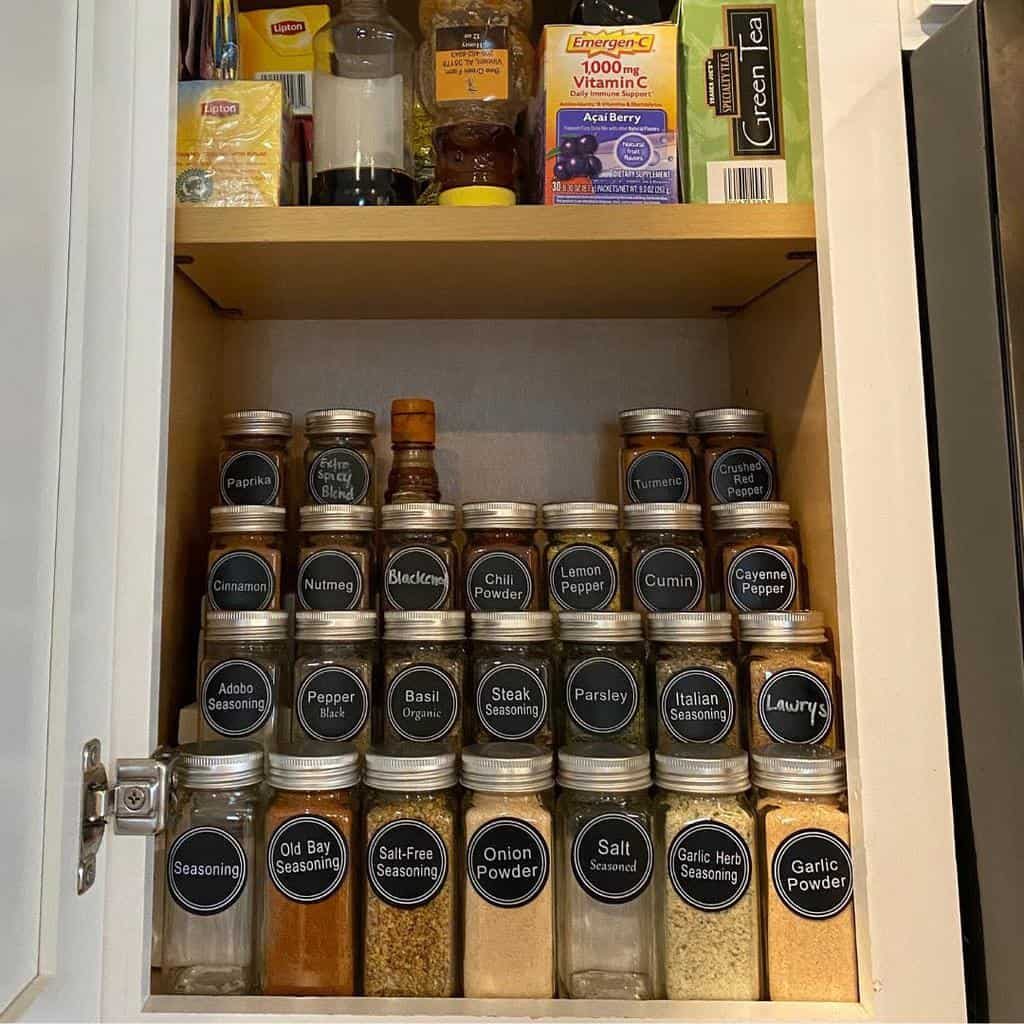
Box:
296;666;369;742
201;659;275;737
207;550;274;611
634;547;704;612
711;448;774;503
298;549;364;611
549;544;617;611
726;546;796;612
268;815;348;903
308;447;370;505
467;818;550;908
668;820;751;912
167;826;247;916
368;819;448;908
475;663;548;740
387;664;460;742
466;551;533;611
384;546;451;610
772;828;853;920
571;813;653;904
566;657;639;735
758;670;833;744
660;668;735;743
626;450;691;503
220;450;280;506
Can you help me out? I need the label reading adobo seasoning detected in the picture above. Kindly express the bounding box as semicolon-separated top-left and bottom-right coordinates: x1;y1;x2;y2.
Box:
220;450;280;505
207;550;274;611
668;819;751;912
297;549;363;611
626;450;691;503
268;815;348;903
466;552;533;611
571;813;653;904
758;670;833;744
387;664;460;742
566;657;639;735
384;546;450;610
726;6;783;158
201;659;274;737
296;666;369;742
476;663;548;740
168;826;247;916
467;818;550;908
549;544;617;611
726;546;796;612
634;547;704;612
368;819;448;908
308;447;370;505
660;668;735;743
772;828;853;920
711;448;774;503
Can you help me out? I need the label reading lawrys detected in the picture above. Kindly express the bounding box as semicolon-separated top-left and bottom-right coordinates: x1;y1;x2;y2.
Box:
626;450;690;503
466;552;533;611
384;546;450;610
726;6;783;158
207;550;275;611
711;448;774;503
297;549;363;611
726;546;796;612
368;819;448;908
434;25;510;104
308;447;370;504
668;820;751;912
660;668;735;743
296;666;369;742
476;663;548;740
220;451;280;505
549;544;617;611
268;815;348;903
467;818;550;908
634;547;704;612
168;827;247;916
758;670;833;744
772;828;853;920
201;659;274;737
387;664;460;742
571;813;653;904
566;657;639;735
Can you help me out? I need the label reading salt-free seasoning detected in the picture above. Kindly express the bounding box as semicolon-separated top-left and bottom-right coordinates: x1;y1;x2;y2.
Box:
476;663;548;741
726;6;783;158
566;657;639;735
201;659;275;737
368;819;448;908
549;544;617;611
207;550;274;611
308;447;371;505
296;666;369;742
297;549;363;611
167;826;247;916
384;546;450;611
571;813;653;904
434;25;510;104
711;448;774;503
220;450;280;506
387;664;460;742
268;815;348;904
466;552;533;611
726;546;796;612
467;818;550;908
758;670;833;744
626;450;691;503
772;828;853;920
634;547;704;612
660;668;735;743
668;819;751;912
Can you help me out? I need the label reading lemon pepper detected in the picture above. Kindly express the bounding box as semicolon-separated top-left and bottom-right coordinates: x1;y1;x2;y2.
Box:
434;26;510;103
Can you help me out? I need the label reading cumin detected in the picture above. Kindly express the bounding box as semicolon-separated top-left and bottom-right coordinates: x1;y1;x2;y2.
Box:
467;818;550;908
726;546;795;612
626;450;691;503
660;668;734;743
476;663;547;740
308;447;370;504
207;551;274;611
634;547;704;612
549;544;617;611
201;659;274;737
758;670;832;744
220;450;280;505
565;657;639;734
167;827;247;916
668;820;751;912
772;828;853;920
368;819;448;908
384;546;451;610
387;664;460;742
268;815;348;903
571;813;653;905
296;666;369;742
297;549;363;610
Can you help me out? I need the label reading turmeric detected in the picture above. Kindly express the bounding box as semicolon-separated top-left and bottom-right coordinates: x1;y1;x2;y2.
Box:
434;26;510;103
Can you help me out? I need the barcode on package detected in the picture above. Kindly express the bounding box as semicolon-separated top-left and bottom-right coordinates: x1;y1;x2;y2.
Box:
707;160;788;204
256;71;312;115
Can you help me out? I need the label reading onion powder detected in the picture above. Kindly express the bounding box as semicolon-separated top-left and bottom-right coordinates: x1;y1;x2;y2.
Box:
167;826;247;916
267;815;348;903
368;819;448;908
772;828;853;920
220;450;280;506
571;813;653;905
668;820;751;912
466;818;550;908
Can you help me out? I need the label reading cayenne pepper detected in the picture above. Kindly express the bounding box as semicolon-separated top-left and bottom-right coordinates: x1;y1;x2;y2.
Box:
434;25;510;103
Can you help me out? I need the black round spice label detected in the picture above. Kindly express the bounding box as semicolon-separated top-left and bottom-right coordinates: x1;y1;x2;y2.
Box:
634;546;704;612
668;820;752;912
267;815;348;904
220;450;280;506
384;546;450;611
711;448;774;504
549;544;618;611
466;552;533;611
772;828;854;920
758;670;833;744
296;666;369;742
626;449;691;503
387;664;460;742
467;818;550;909
368;819;448;909
660;669;735;743
297;549;364;611
308;447;371;505
571;813;653;905
566;657;639;735
201;659;274;737
167;826;247;916
726;547;796;612
476;663;548;741
207;551;274;612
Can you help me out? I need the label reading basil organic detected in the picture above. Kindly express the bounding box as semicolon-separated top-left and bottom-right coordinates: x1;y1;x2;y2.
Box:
711;448;774;503
220;450;280;506
772;828;853;920
565;657;639;735
466;552;533;611
726;547;796;612
167;826;247;916
368;819;448;908
308;447;370;505
668;820;751;912
571;813;653;904
384;546;450;611
201;659;274;737
297;550;363;611
387;664;459;742
634;547;704;612
268;815;348;903
207;551;274;611
758;670;833;744
549;544;617;611
726;6;783;158
467;818;550;908
476;663;548;741
626;450;691;503
660;669;735;743
296;666;369;742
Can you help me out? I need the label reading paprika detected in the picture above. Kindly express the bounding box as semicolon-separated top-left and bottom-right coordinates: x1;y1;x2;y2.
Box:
268;815;348;903
384;546;451;610
201;659;274;737
466;551;533;611
168;826;247;916
467;818;550;908
565;657;639;735
660;668;735;743
726;546;796;612
711;448;774;503
308;447;370;505
476;663;548;740
387;664;460;742
220;450;280;506
434;25;510;104
368;819;448;908
297;549;364;611
207;550;275;611
549;544;617;611
758;670;833;744
668;820;751;911
296;666;369;742
571;813;653;905
772;828;853;920
634;547;704;612
626;450;691;503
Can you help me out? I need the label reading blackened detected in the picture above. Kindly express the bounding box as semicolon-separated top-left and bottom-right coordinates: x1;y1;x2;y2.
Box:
220;450;280;506
668;820;751;911
475;663;548;741
626;450;691;503
711;448;774;503
772;828;853;920
660;668;735;743
726;6;783;158
467;818;550;908
571;813;653;905
297;549;363;611
207;550;274;611
466;551;533;611
384;546;450;611
308;447;371;505
387;664;459;742
296;666;369;742
268;815;348;903
201;659;274;737
758;670;833;744
549;544;617;611
565;657;639;735
368;819;448;908
167;827;247;916
726;546;796;612
634;547;704;612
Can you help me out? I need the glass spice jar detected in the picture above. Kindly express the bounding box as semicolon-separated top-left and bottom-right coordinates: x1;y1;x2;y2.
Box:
261;743;361;995
162;741;264;996
469;612;555;746
655;745;761;1001
741;612;838;750
711;501;804;615
462;501;541;611
696;407;777;507
362;744;460;997
542;502;621;612
207;506;286;612
304;408;376;506
648;612;739;750
557;742;656;1000
560;612;646;746
380;502;459;611
618;407;695;506
753;744;858;1002
218;409;293;507
461;743;556;998
382;611;466;749
197;611;290;748
297;504;375;611
624;502;706;613
292;611;378;751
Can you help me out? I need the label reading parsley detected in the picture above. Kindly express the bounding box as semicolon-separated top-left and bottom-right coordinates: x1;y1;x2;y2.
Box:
571;813;653;905
467;818;550;908
758;670;833;744
368;819;448;908
201;659;274;737
633;547;704;612
384;546;451;610
660;669;735;743
726;547;796;612
476;663;548;740
167;827;247;916
308;447;370;505
387;664;460;742
772;828;853;920
668;820;751;911
220;451;280;505
626;450;691;503
466;552;533;611
566;657;639;735
297;549;363;610
296;666;369;742
711;448;774;503
207;550;274;611
268;815;348;903
549;544;617;611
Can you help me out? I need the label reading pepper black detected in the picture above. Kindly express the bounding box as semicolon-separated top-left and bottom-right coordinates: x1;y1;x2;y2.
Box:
772;828;853;920
571;813;653;904
167;826;247;916
566;657;639;735
466;818;550;908
634;547;704;612
368;819;448;908
387;664;460;742
296;666;369;742
220;450;280;506
660;668;735;743
549;544;617;611
758;670;833;744
475;663;548;741
201;659;274;737
711;448;774;503
207;551;274;611
267;815;348;903
384;546;450;610
308;447;370;505
297;549;363;611
668;820;751;911
626;450;691;503
466;552;533;611
726;547;796;612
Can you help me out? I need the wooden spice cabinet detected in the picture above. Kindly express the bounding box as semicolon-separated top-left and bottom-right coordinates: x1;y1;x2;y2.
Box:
6;0;967;1021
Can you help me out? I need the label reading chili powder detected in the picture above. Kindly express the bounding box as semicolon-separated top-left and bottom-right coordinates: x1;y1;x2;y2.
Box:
220;450;280;506
571;813;653;905
296;666;369;742
566;657;639;735
201;659;274;737
626;450;691;503
168;826;247;916
268;815;348;903
387;664;460;742
297;549;363;611
384;546;450;610
726;547;796;612
711;448;774;503
772;828;853;920
758;670;833;744
368;819;448;908
634;547;704;612
207;551;274;611
476;663;548;740
467;818;550;908
549;545;617;611
668;820;751;912
308;447;371;505
466;552;533;611
660;669;735;743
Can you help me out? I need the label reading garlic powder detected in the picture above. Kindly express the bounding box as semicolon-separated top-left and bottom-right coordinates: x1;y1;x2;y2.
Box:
668;820;751;912
571;813;653;905
297;549;364;610
467;818;549;908
220;450;280;505
660;668;735;743
549;545;617;611
634;547;704;612
168;827;247;916
565;657;639;735
758;670;833;744
268;815;348;904
626;450;691;503
772;828;853;920
726;546;796;612
368;819;448;908
201;659;274;737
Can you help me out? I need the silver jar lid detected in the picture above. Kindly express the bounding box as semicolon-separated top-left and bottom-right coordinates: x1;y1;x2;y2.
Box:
558;742;651;792
209;505;287;533
694;407;767;435
541;502;619;531
655;745;750;794
623;503;703;531
380;503;457;531
751;744;847;795
299;504;375;533
268;742;360;790
176;741;264;789
462;501;538;530
304;408;376;437
471;611;554;642
618;407;693;435
646;612;734;643
205;610;289;642
739;611;826;644
221;409;293;438
383;610;465;641
295;610;378;641
461;743;554;793
559;612;643;642
710;500;792;531
364;743;457;791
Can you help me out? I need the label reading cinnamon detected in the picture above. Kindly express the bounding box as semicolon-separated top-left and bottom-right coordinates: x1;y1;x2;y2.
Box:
207;550;275;611
434;25;510;104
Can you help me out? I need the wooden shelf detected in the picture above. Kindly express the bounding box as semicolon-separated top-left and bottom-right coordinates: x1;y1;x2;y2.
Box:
173;204;816;319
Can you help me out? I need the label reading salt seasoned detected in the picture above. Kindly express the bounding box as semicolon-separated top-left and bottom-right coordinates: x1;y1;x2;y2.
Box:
207;550;274;611
668;820;751;912
201;659;274;737
772;828;853;920
387;664;460;742
220;450;280;506
711;448;774;503
296;666;369;742
634;547;704;612
476;663;548;741
297;549;363;611
466;551;533;611
167;827;247;916
384;546;451;610
434;25;510;104
626;450;691;503
571;813;653;905
726;546;796;612
268;815;348;903
565;657;639;735
660;668;735;743
308;447;371;505
467;818;550;908
549;544;617;611
758;670;833;744
368;819;448;908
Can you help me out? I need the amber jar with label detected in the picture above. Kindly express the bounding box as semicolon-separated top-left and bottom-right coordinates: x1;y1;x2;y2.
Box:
381;503;459;612
304;409;376;506
462;501;541;611
219;410;293;507
696;407;777;507
297;505;375;611
542;502;621;612
207;506;286;612
624;503;706;613
387;398;440;504
618;408;695;506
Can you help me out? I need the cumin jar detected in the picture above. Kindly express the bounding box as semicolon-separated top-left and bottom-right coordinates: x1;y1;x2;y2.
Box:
462;501;541;611
218;409;292;507
696;407;777;507
542;502;621;613
381;502;459;612
207;505;286;612
297;504;375;611
624;502;706;613
304;408;376;506
618;407;695;506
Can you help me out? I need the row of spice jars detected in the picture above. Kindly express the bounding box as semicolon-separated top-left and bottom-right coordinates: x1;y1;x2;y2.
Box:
162;740;857;1003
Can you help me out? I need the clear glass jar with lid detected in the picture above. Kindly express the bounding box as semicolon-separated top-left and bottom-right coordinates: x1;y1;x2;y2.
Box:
648;612;739;750
741;611;837;750
618;407;695;506
362;744;460;997
381;502;459;611
696;407;777;506
304;409;377;505
297;504;375;611
655;745;761;1000
542;502;621;612
293;611;378;751
207;505;286;612
218;409;293;507
752;745;858;1002
624;502;706;613
461;743;556;998
556;742;656;1000
162;741;264;996
462;501;541;611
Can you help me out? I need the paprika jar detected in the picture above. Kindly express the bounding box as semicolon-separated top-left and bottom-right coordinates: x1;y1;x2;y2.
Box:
380;502;459;611
618;407;695;506
297;504;375;611
696;407;777;506
542;502;621;612
624;502;706;613
218;409;292;507
206;505;285;612
304;408;376;506
462;500;541;611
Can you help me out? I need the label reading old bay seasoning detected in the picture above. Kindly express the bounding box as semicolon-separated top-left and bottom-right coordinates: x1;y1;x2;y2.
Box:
268;815;348;903
434;25;510;103
571;813;653;904
168;826;247;916
467;818;550;908
201;660;274;737
220;450;280;506
549;545;617;611
368;819;448;908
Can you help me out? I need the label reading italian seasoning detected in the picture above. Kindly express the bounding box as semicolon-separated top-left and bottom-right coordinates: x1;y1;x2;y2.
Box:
626;450;691;503
467;818;549;908
167;827;247;916
549;544;617;611
387;664;460;742
571;813;653;905
566;657;639;735
297;549;363;611
726;546;796;612
475;663;548;740
711;448;774;503
368;819;448;908
466;552;533;611
384;546;450;610
634;547;704;612
220;450;280;506
772;828;853;920
296;666;369;742
758;670;833;744
308;447;370;505
207;550;274;611
268;815;348;903
201;659;274;737
660;668;734;743
668;820;751;911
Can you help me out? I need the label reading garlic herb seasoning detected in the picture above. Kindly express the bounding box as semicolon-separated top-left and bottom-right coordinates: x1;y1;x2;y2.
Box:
476;663;548;740
626;450;691;503
758;670;833;744
384;547;451;610
297;549;364;611
634;547;704;612
726;547;796;612
368;819;449;908
549;545;617;611
660;669;735;743
308;447;371;505
565;657;639;735
711;448;774;503
201;659;274;737
772;828;853;920
387;664;460;742
571;813;653;905
168;827;247;916
668;820;751;912
207;551;274;611
296;666;369;742
467;818;550;908
268;815;348;904
466;552;533;611
220;450;280;505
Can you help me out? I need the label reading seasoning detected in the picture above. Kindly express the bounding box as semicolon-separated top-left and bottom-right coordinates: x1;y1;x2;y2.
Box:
634;547;704;612
758;670;833;744
476;663;548;740
466;551;533;611
384;546;450;610
167;826;247;916
220;450;280;506
711;448;774;503
772;828;853;920
571;813;653;904
268;815;348;904
207;550;274;611
368;819;448;908
308;447;371;505
668;820;751;911
201;659;274;737
660;668;735;743
626;450;691;503
549;544;617;611
296;666;369;742
387;664;460;742
566;657;639;735
297;549;364;611
434;25;510;104
467;818;550;908
726;546;796;612
726;6;783;158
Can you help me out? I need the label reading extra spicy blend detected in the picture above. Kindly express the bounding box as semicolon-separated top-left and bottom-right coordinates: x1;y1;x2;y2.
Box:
387;664;460;742
297;549;364;611
758;670;833;744
207;550;275;611
566;657;639;735
660;668;735;743
296;666;369;742
626;450;691;503
571;813;653;904
633;547;704;612
772;828;853;920
466;552;533;611
726;547;796;612
308;447;371;505
711;448;774;503
201;659;275;737
220;450;280;506
668;820;751;912
549;545;617;611
268;815;349;903
167;826;247;916
384;546;451;611
475;663;548;741
467;818;550;908
368;819;448;908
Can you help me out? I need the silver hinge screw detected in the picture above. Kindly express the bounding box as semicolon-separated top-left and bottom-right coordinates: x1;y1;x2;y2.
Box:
122;786;148;811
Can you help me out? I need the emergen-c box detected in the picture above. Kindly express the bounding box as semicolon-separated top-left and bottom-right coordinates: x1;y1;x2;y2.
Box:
532;23;679;205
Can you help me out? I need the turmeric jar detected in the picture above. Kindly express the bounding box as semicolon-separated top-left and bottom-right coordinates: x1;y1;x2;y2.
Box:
542;502;621;612
219;410;292;507
207;506;286;612
297;504;375;611
618;408;695;506
696;407;777;507
462;501;541;611
304;408;376;506
624;502;706;613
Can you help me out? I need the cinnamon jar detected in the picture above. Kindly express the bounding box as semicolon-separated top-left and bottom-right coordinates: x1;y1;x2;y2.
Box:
696;407;777;506
207;506;286;612
218;409;292;507
381;503;459;611
462;501;541;611
304;408;376;506
297;504;375;611
618;408;695;506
